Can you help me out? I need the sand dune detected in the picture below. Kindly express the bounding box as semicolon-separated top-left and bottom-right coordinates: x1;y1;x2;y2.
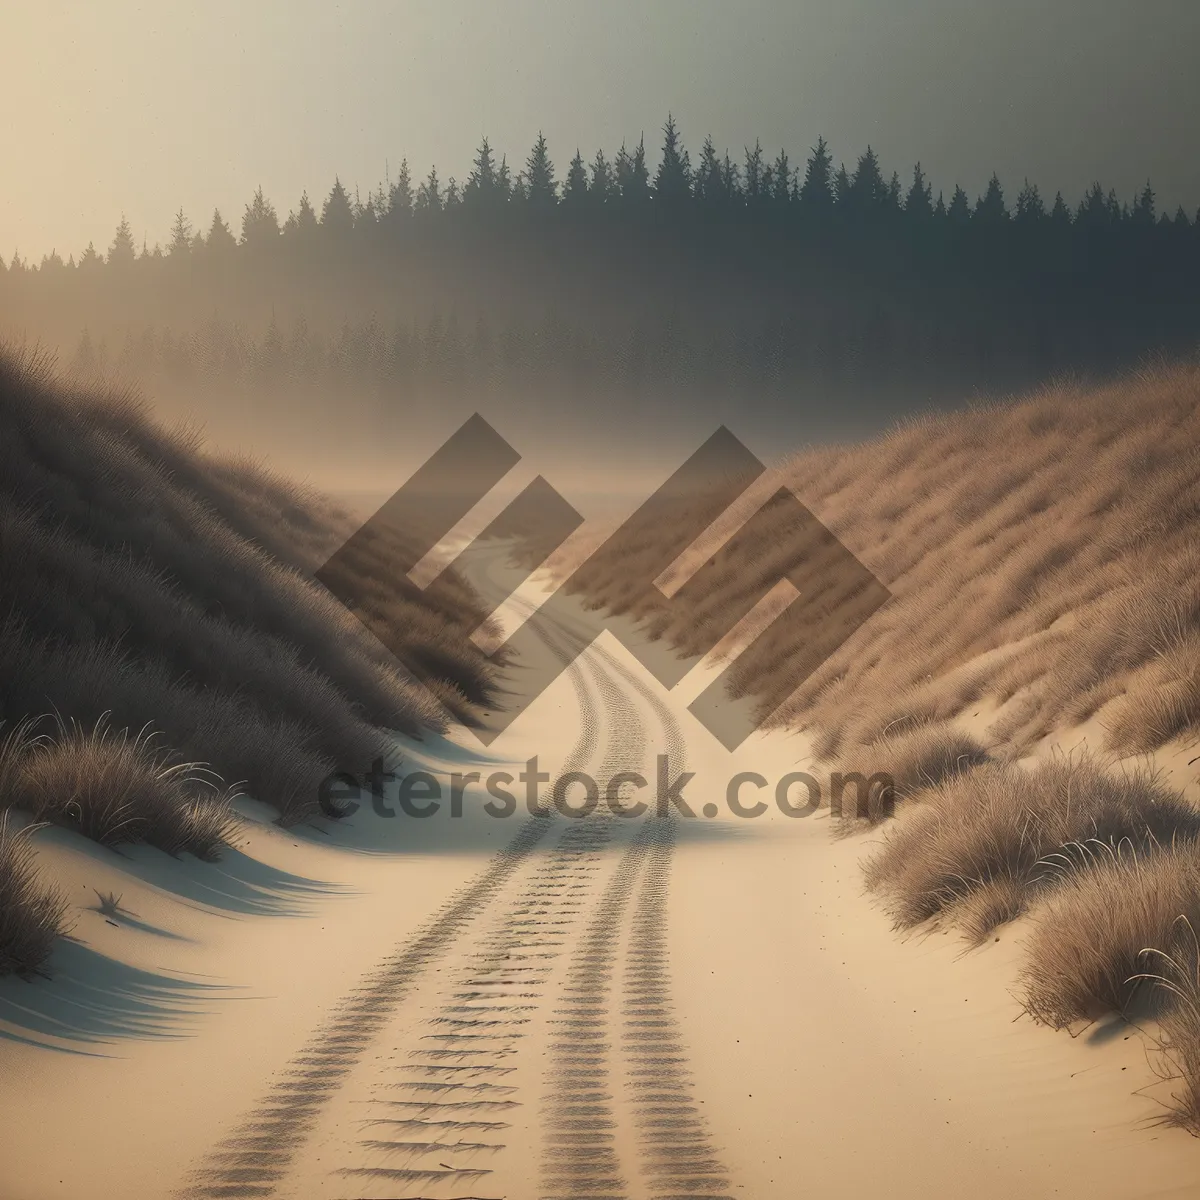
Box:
4;549;1200;1198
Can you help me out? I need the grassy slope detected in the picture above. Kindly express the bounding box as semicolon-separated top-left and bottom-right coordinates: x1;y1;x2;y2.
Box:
0;347;499;975
553;359;1200;1126
559;359;1199;763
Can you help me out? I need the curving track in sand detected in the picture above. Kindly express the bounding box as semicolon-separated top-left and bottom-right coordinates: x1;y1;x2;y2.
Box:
180;550;736;1200
8;541;1200;1199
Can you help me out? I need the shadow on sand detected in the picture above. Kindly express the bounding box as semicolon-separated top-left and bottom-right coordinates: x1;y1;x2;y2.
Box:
295;800;754;858
39;824;347;918
0;939;237;1056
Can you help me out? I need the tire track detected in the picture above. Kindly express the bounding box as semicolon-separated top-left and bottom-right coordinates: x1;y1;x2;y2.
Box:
178;817;551;1199
341;816;618;1197
587;639;735;1200
331;585;617;1198
178;595;600;1199
623;821;733;1200
539;632;648;1200
179;544;737;1200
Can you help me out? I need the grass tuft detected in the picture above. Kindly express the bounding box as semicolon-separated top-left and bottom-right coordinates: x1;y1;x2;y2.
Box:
1135;918;1200;1134
866;754;1200;939
18;714;239;860
93;889;127;918
0;815;69;979
1019;843;1200;1028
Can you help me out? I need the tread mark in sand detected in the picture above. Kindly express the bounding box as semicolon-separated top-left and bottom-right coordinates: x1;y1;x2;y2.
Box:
590;638;735;1200
177;607;597;1198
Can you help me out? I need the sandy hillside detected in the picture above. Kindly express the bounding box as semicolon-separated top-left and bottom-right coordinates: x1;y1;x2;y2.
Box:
3;546;1200;1199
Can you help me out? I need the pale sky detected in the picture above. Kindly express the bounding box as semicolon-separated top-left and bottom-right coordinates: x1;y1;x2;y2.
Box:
7;0;1199;260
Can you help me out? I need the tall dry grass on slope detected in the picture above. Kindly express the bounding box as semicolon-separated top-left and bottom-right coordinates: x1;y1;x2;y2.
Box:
0;721;69;978
0;346;503;974
866;755;1200;942
834;725;990;824
550;360;1200;766
542;362;1200;1132
780;364;1200;762
1019;848;1200;1134
0;815;68;979
0;346;496;824
16;715;237;859
1020;843;1200;1027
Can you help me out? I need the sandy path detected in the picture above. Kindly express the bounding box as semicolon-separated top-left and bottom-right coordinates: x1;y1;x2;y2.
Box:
2;544;1200;1198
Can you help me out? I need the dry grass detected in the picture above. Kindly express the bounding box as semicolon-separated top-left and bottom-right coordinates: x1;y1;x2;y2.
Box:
93;889;127;918
541;363;1200;1130
1032;884;1200;1135
0;344;505;974
846;724;989;817
1136;920;1200;1134
549;359;1200;766
16;714;237;860
1019;843;1200;1028
0;718;41;810
0;345;497;823
0;814;69;978
867;754;1200;941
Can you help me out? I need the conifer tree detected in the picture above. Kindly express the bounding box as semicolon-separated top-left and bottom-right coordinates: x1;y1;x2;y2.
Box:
321;178;355;234
617;136;651;205
109;214;137;266
465;137;500;207
353;185;379;229
1076;181;1109;228
974;173;1008;222
523;132;558;209
387;161;413;221
848;146;887;212
761;160;776;203
832;164;852;208
241;187;280;246
720;152;743;204
799;137;834;213
614;143;633;197
586;149;614;207
415;167;443;213
770;150;792;207
563;150;589;206
168;209;193;255
694;137;723;205
883;171;903;212
1132;179;1156;226
496;155;514;202
285;191;319;239
946;185;971;226
744;140;766;206
205;209;237;253
904;163;933;218
1106;187;1123;225
653;113;692;205
1015;178;1045;223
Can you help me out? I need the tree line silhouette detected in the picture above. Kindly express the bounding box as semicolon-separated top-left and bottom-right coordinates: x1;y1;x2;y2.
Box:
4;116;1199;413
